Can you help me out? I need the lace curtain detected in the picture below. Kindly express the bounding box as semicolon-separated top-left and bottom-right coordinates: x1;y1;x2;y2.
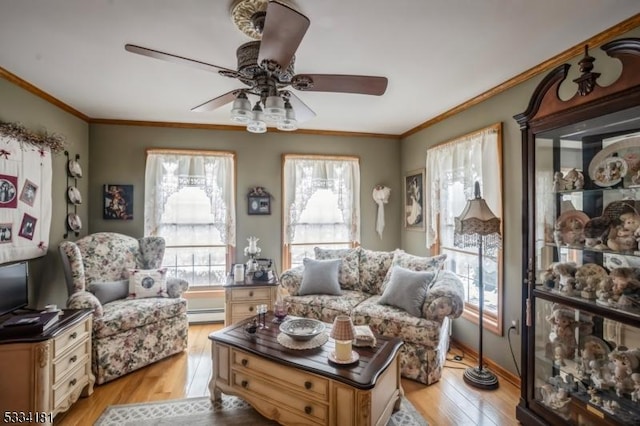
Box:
425;126;501;248
283;156;360;245
144;151;235;247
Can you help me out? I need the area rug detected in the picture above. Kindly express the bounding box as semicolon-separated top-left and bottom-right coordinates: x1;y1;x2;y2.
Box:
94;394;427;426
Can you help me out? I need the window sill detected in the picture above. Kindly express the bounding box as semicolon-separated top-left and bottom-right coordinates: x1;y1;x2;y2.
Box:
461;308;502;336
184;289;225;299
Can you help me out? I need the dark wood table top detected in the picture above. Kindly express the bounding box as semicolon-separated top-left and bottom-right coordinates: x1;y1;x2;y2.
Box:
209;313;403;390
0;308;93;344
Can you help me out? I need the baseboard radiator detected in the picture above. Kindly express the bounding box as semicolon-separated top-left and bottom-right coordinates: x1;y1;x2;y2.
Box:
187;308;224;324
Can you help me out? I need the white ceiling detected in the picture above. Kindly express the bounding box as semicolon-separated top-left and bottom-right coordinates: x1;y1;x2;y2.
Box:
1;1;639;136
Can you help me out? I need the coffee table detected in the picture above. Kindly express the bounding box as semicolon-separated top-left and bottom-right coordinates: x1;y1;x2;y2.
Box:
209;313;404;426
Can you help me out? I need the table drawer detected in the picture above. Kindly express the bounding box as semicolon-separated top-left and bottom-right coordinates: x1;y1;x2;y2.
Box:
52;363;87;409
229;287;271;301
230;302;267;318
232;371;327;423
232;349;329;401
53;339;90;384
53;321;89;358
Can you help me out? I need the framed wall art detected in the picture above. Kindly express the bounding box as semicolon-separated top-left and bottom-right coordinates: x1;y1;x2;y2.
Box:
103;184;133;220
403;168;425;231
247;186;271;215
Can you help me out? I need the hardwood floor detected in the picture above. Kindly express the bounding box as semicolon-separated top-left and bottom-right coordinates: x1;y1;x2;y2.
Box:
55;323;521;425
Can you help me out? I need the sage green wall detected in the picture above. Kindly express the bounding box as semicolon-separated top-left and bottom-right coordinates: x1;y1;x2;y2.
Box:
0;78;89;310
400;25;640;376
88;125;401;268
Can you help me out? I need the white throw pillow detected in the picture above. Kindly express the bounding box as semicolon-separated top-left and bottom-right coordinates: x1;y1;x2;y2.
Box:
128;268;168;299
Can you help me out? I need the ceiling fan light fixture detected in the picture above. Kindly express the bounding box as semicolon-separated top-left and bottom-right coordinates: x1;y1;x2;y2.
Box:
230;92;252;123
264;95;285;121
247;102;267;133
277;99;297;131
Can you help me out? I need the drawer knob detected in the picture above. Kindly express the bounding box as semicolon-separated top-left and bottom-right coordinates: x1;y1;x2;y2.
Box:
69;378;77;387
249;291;254;297
70;332;78;339
249;306;254;312
241;380;248;388
241;359;248;367
305;406;312;415
304;381;312;390
70;355;78;363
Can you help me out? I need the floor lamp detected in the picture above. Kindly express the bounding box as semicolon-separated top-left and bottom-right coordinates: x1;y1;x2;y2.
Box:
454;181;501;390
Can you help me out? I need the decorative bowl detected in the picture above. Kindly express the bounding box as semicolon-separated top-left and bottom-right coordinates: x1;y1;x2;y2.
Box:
279;318;325;341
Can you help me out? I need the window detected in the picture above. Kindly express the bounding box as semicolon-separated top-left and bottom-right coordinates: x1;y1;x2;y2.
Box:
282;155;360;269
144;149;235;289
425;123;503;333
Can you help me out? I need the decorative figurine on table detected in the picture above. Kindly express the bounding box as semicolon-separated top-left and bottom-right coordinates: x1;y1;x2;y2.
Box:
546;308;578;366
244;236;261;273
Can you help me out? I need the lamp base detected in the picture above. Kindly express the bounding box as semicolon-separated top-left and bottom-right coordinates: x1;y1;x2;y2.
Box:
463;366;499;390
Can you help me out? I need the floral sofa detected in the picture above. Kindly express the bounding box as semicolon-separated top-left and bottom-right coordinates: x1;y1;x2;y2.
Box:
280;247;465;385
59;232;189;385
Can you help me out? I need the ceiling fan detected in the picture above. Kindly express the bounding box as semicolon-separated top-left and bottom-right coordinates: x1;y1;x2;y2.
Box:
125;0;388;132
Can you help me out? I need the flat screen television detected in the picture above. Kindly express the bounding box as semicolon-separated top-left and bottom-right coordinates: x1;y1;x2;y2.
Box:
0;261;28;316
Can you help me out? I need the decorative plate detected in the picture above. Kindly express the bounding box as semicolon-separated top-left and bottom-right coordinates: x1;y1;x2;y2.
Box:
588;135;640;186
279;318;325;341
67;186;82;204
554;210;590;246
589;156;628;187
68;159;83;178
67;213;82;231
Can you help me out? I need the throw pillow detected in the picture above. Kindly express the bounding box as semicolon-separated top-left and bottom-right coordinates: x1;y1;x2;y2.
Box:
381;251;447;293
359;248;397;294
128;268;169;299
314;247;360;290
378;266;436;317
88;280;129;305
298;258;342;296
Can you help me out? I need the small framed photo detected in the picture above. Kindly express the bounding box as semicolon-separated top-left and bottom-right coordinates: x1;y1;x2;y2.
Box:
104;184;133;220
248;195;270;215
404;168;425;231
19;179;38;207
19;214;37;240
0;223;13;243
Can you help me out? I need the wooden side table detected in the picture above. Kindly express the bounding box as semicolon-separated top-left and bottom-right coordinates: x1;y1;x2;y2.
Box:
224;275;278;326
0;309;95;425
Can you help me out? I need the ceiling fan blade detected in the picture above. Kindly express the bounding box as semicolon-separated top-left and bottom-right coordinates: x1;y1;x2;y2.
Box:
191;90;242;112
292;74;388;96
283;91;316;123
125;44;240;78
258;2;310;71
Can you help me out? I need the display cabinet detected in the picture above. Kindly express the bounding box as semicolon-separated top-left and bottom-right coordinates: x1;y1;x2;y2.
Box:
515;38;640;425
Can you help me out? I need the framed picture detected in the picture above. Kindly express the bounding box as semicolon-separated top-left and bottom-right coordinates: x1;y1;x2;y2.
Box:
404;168;425;231
103;184;134;220
248;195;270;215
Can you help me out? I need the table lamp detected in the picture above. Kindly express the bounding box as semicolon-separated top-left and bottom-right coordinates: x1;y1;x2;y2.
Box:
331;315;356;362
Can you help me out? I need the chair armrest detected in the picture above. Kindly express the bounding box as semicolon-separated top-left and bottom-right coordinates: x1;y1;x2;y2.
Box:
67;291;104;318
138;236;166;269
422;270;465;321
280;266;304;296
167;277;189;298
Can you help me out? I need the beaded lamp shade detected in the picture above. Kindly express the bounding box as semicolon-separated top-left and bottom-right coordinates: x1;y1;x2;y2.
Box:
454;182;501;255
330;315;356;341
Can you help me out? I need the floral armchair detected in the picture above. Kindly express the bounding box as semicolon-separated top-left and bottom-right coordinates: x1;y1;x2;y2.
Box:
58;232;189;385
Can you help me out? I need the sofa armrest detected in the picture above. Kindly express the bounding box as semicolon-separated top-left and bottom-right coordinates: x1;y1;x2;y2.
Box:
280;266;304;296
59;241;87;294
167;277;189;298
67;291;104;318
422;270;465;321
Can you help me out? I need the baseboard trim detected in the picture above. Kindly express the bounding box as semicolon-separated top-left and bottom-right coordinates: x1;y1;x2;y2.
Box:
450;337;521;388
188;309;225;324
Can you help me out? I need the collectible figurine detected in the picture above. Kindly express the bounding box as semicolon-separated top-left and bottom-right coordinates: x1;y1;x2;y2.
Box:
547;308;578;365
552;262;578;295
583;216;611;250
608;267;640;307
564;168;584;190
609;348;640;397
553;171;569;192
